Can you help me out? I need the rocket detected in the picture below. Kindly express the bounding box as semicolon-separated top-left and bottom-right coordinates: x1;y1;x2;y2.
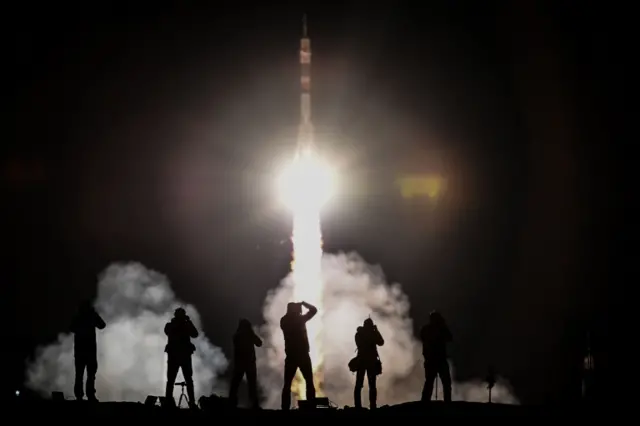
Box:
298;14;314;154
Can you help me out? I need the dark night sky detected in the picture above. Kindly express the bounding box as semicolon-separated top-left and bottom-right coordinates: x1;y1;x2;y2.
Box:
6;1;619;404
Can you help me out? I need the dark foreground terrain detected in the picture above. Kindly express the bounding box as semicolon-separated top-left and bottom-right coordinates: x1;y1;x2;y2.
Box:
7;397;601;419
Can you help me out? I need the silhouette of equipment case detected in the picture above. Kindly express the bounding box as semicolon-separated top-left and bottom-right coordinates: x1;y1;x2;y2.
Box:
298;397;332;409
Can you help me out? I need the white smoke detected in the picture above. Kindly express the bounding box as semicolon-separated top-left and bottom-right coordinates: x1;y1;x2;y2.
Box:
25;262;228;402
259;251;519;408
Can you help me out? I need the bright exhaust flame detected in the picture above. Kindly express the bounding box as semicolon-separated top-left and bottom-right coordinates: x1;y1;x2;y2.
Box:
277;150;335;214
277;149;335;401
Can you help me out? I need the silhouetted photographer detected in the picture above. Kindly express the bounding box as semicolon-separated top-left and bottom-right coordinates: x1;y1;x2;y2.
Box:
164;307;198;409
229;318;262;408
71;300;106;402
280;301;317;410
420;310;452;402
351;318;384;409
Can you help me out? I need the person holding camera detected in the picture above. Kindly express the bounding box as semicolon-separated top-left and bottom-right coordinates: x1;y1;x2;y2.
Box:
353;317;384;409
71;300;106;402
164;307;198;408
420;310;452;402
228;318;262;408
280;301;317;410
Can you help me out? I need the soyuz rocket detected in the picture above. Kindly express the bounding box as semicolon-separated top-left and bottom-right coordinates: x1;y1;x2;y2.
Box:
297;14;314;155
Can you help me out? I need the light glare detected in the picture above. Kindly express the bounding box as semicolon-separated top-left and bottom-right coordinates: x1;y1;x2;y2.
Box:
277;151;336;212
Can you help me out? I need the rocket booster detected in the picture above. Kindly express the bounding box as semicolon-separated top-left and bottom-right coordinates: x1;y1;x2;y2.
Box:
298;14;313;153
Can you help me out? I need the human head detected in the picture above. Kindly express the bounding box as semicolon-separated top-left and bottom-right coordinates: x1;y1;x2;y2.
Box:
174;307;187;319
79;299;95;314
287;302;302;316
238;318;251;331
363;318;374;328
429;310;444;325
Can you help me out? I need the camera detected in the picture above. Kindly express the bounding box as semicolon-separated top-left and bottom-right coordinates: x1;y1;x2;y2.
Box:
173;315;189;324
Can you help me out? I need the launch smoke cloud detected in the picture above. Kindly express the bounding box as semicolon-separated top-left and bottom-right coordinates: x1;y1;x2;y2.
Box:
259;251;519;408
25;262;228;401
25;256;518;407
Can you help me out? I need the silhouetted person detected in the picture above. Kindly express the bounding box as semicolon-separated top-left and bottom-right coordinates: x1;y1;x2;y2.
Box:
280;301;317;410
229;318;262;408
70;301;106;402
420;310;452;402
164;307;198;408
354;318;384;409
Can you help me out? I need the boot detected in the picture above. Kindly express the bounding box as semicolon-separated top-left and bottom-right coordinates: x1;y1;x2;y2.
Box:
187;383;197;409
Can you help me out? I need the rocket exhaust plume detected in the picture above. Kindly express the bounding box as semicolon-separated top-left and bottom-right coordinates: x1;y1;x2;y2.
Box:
25;262;228;401
259;252;520;408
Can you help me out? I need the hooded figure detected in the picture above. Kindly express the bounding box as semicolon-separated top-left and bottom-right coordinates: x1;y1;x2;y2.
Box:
420;310;452;402
228;318;262;408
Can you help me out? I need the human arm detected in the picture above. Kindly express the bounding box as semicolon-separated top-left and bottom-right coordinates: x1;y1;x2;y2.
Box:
300;301;318;322
374;326;384;346
186;317;199;338
420;325;429;344
253;329;263;347
94;311;106;330
355;328;363;348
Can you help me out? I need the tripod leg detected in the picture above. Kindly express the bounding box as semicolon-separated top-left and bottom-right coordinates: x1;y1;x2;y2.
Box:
177;388;186;408
435;376;438;400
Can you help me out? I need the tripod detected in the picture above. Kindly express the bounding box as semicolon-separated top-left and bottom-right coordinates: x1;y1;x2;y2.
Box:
175;382;189;408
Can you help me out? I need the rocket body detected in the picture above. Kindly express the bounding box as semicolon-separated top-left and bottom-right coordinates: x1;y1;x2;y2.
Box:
298;16;314;154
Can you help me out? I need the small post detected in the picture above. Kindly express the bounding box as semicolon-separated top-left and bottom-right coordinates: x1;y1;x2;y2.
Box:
486;366;496;403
